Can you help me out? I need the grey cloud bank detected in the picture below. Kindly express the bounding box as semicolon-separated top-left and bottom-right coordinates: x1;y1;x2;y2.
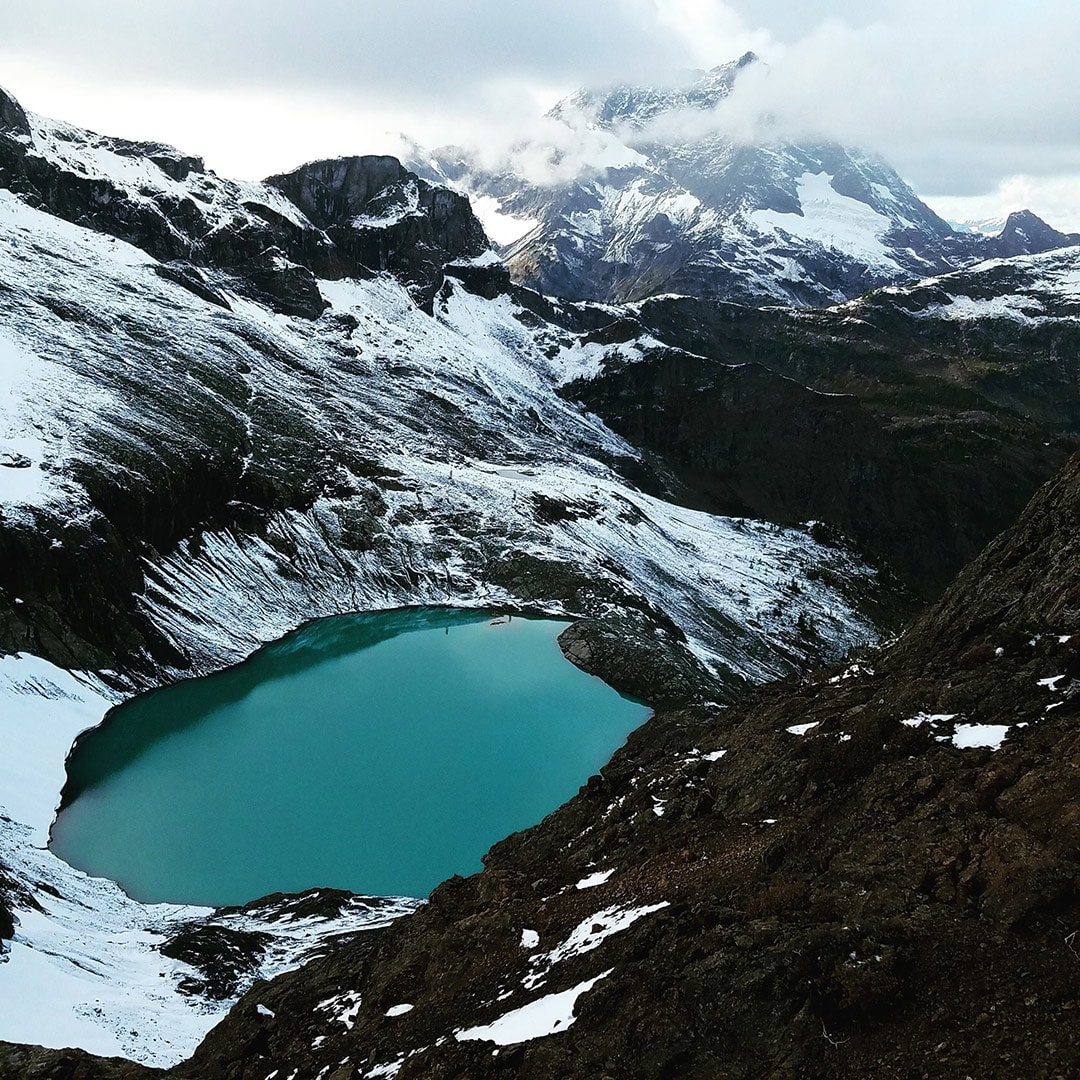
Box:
0;0;1078;227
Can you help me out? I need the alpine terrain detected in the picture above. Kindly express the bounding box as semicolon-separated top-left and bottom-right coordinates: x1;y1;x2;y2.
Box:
0;49;1078;1080
414;54;1080;307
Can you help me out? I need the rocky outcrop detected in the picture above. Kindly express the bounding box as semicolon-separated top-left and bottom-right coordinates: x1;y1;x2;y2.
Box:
992;209;1080;258
226;247;329;319
558;615;724;707
0;1043;160;1080
0;87;29;137
266;156;487;308
162;452;1080;1080
0;88;491;316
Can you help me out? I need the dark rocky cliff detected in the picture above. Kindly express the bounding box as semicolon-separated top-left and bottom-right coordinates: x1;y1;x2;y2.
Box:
564;254;1080;597
266;156;487;308
0;97;486;315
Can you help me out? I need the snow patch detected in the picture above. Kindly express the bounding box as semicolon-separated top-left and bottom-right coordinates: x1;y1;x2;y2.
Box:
525;903;669;990
951;724;1010;750
316;991;364;1032
470;195;540;246
575;869;614;890
902;712;957;729
455;970;611;1045
751;172;896;268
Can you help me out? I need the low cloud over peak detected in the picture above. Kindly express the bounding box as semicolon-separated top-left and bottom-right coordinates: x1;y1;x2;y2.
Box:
0;0;1076;227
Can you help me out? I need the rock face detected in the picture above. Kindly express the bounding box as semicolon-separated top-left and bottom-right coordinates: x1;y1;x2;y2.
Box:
0;1043;161;1080
267;156;486;307
562;247;1080;596
163;449;1080;1080
412;55;1080;308
0;87;29;137
557;615;723;707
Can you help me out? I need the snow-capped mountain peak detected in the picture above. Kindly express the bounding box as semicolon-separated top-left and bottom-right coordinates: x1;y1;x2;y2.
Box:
548;52;758;133
406;57;982;307
408;56;1078;309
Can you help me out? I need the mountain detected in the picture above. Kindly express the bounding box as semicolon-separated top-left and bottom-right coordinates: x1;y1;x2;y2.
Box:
993;209;1080;258
413;55;1079;307
0;86;900;1065
949;214;1009;236
1;81;1080;1076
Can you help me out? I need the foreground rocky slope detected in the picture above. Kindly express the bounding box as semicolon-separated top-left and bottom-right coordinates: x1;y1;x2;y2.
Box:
154;450;1080;1080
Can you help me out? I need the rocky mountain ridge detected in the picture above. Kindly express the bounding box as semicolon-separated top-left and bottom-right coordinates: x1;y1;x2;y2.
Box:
559;245;1080;595
0;84;485;315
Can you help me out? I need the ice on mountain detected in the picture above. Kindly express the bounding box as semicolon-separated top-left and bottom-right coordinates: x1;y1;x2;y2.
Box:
951;724;1010;750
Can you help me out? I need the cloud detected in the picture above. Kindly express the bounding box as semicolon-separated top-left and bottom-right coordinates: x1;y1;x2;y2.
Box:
0;0;1077;227
704;2;1080;194
927;175;1080;233
0;0;691;105
651;0;773;66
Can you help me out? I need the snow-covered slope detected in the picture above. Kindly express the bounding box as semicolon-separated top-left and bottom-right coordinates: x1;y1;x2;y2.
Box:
0;651;418;1065
0;90;895;1064
849;245;1080;325
413;56;1076;307
0;188;881;682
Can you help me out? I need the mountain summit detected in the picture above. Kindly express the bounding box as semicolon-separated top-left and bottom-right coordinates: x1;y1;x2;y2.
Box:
413;57;1077;307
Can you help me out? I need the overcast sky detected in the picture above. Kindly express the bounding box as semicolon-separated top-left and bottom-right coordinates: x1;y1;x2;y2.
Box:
1;0;1078;229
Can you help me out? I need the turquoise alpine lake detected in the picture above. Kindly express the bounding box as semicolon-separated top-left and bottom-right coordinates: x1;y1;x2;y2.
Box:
49;609;649;906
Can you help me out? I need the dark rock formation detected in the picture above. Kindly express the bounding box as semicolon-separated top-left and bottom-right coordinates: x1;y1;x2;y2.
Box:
266;156;487;308
558;615;725;707
160;925;273;1001
0;1043;161;1080
992;209;1080;258
445;258;513;299
153;262;232;310
227;248;329;320
0;87;29;137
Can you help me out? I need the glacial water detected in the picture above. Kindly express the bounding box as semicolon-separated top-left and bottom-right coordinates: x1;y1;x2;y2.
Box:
50;608;648;906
